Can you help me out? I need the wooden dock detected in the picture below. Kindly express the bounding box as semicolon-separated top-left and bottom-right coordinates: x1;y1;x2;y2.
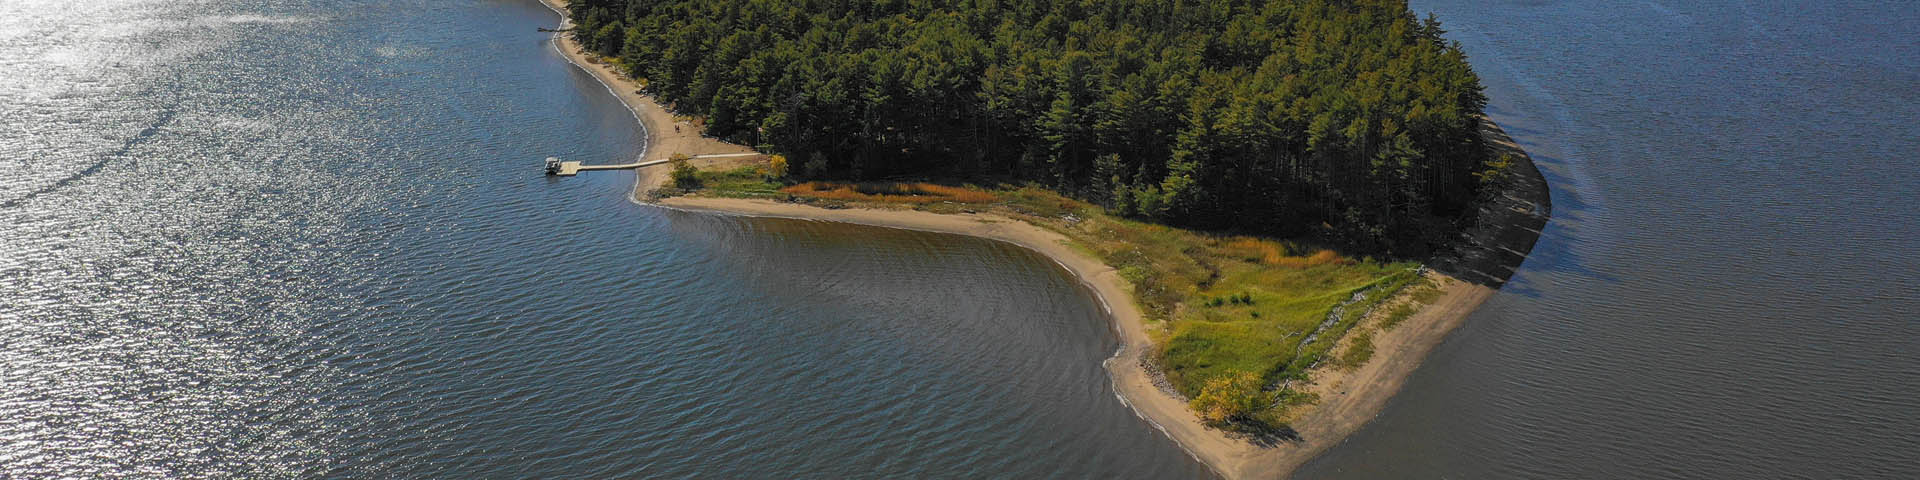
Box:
546;153;760;176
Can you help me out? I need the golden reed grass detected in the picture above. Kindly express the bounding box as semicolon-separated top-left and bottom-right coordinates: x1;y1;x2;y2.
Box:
1220;237;1347;268
781;182;997;204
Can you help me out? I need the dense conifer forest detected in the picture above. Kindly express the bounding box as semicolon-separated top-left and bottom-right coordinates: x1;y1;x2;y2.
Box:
567;0;1493;250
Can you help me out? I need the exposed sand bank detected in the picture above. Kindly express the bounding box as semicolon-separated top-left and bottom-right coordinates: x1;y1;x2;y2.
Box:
534;1;1551;477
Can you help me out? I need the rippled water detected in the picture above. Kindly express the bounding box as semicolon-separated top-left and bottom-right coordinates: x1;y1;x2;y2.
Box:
0;1;1208;477
1302;0;1920;478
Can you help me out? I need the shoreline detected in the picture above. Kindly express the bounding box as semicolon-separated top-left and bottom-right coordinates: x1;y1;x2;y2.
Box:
653;196;1240;475
533;1;1551;477
657;141;1547;476
532;0;759;201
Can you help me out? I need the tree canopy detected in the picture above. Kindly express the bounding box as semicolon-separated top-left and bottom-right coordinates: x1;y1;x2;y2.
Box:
568;0;1492;250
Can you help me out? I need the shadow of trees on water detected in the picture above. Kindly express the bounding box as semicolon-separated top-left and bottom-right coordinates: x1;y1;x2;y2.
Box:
1426;120;1555;290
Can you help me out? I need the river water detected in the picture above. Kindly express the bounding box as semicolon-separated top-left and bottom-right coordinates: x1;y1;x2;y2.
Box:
6;0;1917;478
0;0;1208;477
1301;0;1920;478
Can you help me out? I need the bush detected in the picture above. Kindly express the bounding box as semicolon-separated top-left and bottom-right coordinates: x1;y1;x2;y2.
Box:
767;154;789;179
670;154;700;189
1189;371;1269;425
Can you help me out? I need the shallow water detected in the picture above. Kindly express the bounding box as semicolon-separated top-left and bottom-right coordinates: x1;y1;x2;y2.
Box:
0;1;1208;477
1300;0;1920;478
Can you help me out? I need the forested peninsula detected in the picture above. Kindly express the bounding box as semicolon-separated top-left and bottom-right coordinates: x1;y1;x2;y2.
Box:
566;0;1495;252
548;0;1546;476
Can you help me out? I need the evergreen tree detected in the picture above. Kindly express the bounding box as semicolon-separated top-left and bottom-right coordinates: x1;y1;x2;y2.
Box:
568;0;1493;251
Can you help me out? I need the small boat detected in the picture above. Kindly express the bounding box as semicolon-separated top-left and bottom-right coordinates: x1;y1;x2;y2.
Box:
543;157;562;175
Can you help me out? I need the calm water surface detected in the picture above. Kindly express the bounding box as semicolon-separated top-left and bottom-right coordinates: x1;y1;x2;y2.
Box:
8;0;1918;478
0;0;1208;477
1303;0;1920;478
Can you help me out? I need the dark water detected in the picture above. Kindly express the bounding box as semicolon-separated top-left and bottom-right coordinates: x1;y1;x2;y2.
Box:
0;1;1208;477
1302;0;1920;478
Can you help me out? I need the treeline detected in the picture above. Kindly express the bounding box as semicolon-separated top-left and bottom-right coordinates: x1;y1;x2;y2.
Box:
568;0;1492;250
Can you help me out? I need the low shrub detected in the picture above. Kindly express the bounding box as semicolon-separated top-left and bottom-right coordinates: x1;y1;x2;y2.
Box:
670;155;700;189
1190;371;1269;425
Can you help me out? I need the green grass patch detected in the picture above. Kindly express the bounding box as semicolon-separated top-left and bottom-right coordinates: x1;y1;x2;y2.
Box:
1377;277;1439;330
981;189;1422;430
1284;271;1418;374
1338;330;1375;369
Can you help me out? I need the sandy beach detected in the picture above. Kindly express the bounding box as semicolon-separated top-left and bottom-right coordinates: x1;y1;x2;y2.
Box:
533;0;759;199
534;0;1550;477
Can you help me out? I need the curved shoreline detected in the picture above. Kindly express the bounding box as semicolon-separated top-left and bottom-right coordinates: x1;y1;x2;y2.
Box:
650;197;1231;475
532;0;758;202
654;175;1540;479
531;1;1551;477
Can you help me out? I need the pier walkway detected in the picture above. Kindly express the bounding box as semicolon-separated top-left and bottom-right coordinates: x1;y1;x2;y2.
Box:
548;153;761;176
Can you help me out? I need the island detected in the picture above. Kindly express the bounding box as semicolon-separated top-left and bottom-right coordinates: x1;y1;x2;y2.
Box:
537;0;1550;477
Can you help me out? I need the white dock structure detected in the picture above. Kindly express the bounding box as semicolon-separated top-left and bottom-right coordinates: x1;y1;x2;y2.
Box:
544;153;761;176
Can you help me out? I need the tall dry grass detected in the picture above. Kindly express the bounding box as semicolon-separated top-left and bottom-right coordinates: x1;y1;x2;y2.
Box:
780;182;997;204
1220;237;1349;268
